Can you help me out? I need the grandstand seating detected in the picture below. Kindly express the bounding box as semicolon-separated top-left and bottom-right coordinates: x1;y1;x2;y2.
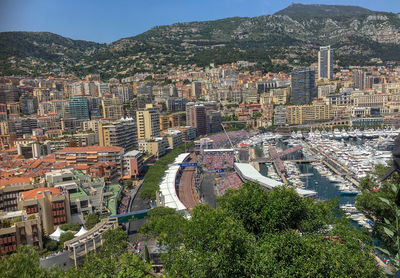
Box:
208;130;254;148
216;172;243;195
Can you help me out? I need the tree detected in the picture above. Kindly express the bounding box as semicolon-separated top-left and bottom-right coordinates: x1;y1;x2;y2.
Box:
374;193;400;269
141;182;384;277
58;232;75;247
85;213;100;230
144;245;150;263
163;205;254;278
123;179;133;188
0;245;62;278
66;227;153;278
117;253;153;278
218;183;336;236
44;240;58;252
60;222;81;232
140;207;186;248
356;163;400;256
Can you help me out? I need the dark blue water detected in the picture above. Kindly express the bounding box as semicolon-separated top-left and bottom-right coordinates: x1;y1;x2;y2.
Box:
298;163;355;205
256;143;355;205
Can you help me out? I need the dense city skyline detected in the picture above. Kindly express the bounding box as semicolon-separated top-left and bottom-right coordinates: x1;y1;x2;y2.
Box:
0;1;399;276
0;0;399;43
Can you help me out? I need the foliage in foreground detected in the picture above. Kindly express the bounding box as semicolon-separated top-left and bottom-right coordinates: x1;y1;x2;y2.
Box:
141;182;384;277
0;227;153;278
356;163;400;269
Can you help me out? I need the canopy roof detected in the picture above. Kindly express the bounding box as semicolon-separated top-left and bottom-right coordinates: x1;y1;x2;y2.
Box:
75;226;88;237
49;226;65;241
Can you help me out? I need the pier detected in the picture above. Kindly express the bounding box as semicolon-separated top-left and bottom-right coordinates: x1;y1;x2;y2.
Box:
251;158;317;163
302;141;360;187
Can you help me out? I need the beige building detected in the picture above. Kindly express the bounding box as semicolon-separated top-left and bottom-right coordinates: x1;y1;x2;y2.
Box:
98;119;137;152
138;137;167;158
55;146;124;173
0;211;42;256
352;93;389;108
0;121;9;135
286;102;348;125
102;97;124;119
136;104;160;140
18;187;71;235
176;126;196;141
165;130;183;150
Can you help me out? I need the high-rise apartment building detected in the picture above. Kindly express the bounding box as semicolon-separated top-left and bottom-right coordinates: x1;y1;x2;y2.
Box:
102;97;124;119
353;70;377;90
353;70;367;90
290;69;316;105
98;118;138;151
207;110;222;134
191;82;202;99
68;97;90;120
186;103;208;136
136;105;160;140
318;46;333;80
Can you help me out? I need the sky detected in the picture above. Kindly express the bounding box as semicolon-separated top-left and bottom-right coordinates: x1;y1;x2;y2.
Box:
0;0;399;43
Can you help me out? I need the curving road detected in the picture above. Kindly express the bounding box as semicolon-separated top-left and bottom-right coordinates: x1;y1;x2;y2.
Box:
177;153;199;211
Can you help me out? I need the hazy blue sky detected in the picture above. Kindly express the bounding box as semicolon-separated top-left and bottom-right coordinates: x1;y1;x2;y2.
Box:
0;0;399;43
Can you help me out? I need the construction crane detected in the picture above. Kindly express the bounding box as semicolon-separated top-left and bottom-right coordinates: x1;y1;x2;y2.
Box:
330;105;349;132
221;123;234;149
221;123;239;161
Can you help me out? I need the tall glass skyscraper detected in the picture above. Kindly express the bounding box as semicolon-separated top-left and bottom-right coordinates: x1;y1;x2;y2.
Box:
68;97;90;120
318;46;333;80
290;69;316;105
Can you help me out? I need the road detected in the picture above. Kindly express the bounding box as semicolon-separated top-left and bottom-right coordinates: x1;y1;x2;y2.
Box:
177;153;199;211
199;172;217;209
178;166;198;211
127;183;151;237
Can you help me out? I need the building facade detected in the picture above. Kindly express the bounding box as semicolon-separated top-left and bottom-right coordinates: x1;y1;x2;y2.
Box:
318;46;333;80
291;69;316;105
98;119;137;152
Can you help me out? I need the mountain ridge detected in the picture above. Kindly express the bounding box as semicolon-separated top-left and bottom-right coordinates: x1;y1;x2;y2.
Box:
1;4;399;79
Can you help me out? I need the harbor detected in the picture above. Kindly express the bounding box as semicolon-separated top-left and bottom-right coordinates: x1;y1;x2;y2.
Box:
241;127;399;231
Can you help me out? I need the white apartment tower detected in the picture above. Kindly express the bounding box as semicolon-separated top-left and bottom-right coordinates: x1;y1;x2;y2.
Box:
318;46;333;80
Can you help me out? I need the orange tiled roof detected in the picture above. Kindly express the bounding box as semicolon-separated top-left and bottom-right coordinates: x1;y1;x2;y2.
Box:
21;187;61;200
73;164;90;170
56;146;123;153
0;177;31;187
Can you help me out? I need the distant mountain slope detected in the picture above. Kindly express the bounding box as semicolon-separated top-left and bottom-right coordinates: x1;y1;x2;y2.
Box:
0;32;104;60
274;3;374;17
0;4;399;79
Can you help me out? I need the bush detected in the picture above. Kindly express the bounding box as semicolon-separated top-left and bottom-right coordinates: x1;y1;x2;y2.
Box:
44;240;58;251
58;232;75;246
85;213;100;230
60;222;81;231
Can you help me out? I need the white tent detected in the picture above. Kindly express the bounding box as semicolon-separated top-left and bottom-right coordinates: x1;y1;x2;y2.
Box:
49;227;65;241
74;226;88;237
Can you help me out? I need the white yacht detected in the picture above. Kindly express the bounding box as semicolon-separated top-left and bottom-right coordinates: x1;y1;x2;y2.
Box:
341;129;349;139
333;129;342;140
